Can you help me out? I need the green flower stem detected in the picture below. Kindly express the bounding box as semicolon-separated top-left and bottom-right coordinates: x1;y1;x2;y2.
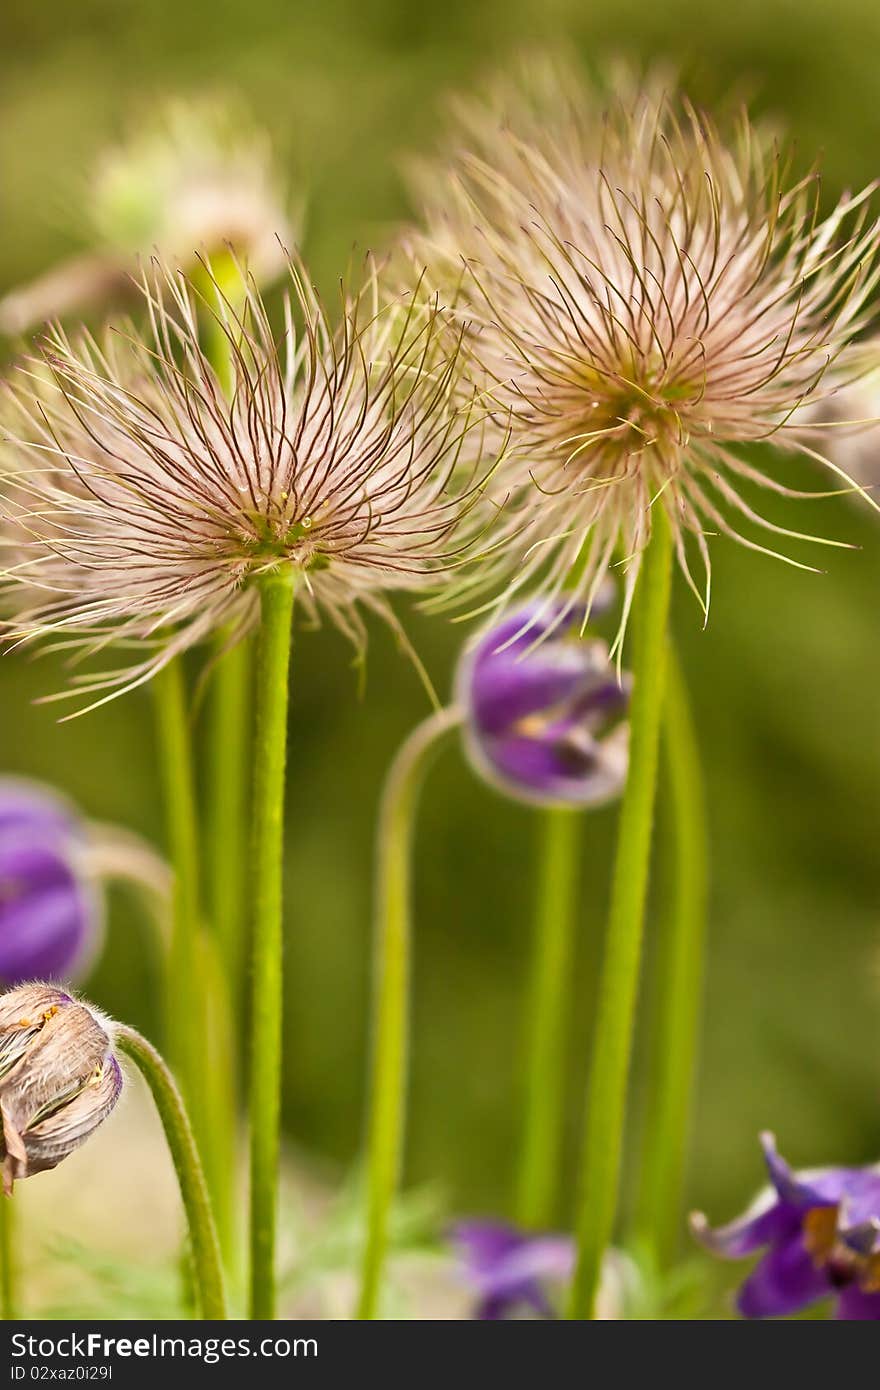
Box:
152;660;233;1266
516;807;581;1229
248;569;297;1321
358;706;461;1320
567;506;674;1319
197;255;251;1276
0;1195;16;1319
197;253;251;992
633;641;708;1269
206;631;252;1010
115;1025;227;1320
152;659;204;1131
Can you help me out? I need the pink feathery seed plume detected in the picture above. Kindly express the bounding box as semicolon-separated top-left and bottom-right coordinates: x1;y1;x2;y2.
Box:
0;255;503;713
407;69;880;646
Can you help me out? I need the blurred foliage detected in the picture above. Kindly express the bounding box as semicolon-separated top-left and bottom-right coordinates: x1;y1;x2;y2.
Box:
3;0;880;1315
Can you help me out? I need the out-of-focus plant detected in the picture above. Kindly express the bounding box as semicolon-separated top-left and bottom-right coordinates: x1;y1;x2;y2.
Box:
0;96;297;338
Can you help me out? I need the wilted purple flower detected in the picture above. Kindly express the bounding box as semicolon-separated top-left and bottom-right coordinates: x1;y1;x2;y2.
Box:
453;1221;575;1319
456;602;629;806
0;982;122;1193
691;1132;880;1320
0;780;101;987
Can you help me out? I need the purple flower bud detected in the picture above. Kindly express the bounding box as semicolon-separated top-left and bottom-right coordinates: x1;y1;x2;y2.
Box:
691;1132;880;1319
0;780;102;987
0;983;122;1192
456;602;630;806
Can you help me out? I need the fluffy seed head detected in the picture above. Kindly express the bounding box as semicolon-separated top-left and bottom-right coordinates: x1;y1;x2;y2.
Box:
0;257;493;710
410;73;880;634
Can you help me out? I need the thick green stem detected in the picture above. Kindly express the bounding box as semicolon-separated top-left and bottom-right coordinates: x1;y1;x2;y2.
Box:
115;1025;227;1320
357;707;460;1320
207;632;252;1009
567;507;674;1318
0;1196;15;1319
248;570;296;1321
153;660;233;1268
633;643;708;1268
516;808;581;1229
152;660;203;1128
203;633;251;1273
197;257;251;1276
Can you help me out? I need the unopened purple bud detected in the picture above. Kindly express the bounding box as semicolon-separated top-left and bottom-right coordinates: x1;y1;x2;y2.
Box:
0;982;122;1192
456;602;630;807
0;780;102;987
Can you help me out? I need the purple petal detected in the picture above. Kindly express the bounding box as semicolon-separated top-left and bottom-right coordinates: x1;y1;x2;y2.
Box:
0;825;97;985
736;1235;830;1318
465;714;628;809
463;608;592;735
453;1221;525;1273
457;600;630;807
761;1134;880;1218
452;1221;573;1320
0;780;76;839
691;1193;801;1260
834;1286;880;1320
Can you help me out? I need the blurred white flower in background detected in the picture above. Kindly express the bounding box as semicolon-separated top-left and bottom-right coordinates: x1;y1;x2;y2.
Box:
0;95;299;336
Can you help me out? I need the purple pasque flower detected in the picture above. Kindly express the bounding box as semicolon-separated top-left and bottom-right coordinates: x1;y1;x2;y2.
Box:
456;600;630;807
0;780;101;987
452;1221;575;1319
691;1132;880;1320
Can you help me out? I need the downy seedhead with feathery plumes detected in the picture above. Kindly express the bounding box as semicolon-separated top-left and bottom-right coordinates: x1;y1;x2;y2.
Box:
0;257;495;710
409;73;880;640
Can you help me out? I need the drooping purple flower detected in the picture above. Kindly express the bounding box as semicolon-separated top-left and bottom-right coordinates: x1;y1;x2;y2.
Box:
0;780;101;987
456;601;629;806
691;1132;880;1320
452;1221;575;1319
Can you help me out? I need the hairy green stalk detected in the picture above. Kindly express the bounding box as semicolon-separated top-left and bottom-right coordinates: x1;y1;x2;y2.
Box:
516;808;581;1229
248;569;296;1320
567;507;674;1318
115;1025;227;1320
206;631;252;1010
633;643;708;1268
152;660;204;1128
358;707;461;1319
152;658;233;1267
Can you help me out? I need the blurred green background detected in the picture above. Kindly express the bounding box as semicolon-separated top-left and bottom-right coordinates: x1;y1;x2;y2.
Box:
2;0;879;1268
